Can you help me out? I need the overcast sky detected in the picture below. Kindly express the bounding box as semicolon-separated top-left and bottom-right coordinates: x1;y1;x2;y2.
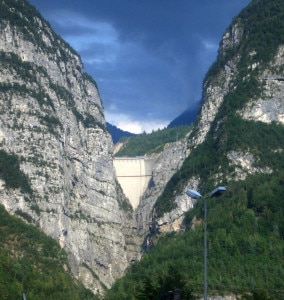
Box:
28;0;251;133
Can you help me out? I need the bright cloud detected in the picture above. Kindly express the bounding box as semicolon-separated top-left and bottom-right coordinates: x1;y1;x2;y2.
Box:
48;10;120;63
202;39;218;51
105;111;167;134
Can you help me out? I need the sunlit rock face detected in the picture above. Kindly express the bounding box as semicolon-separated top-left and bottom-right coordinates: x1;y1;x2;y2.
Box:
239;46;284;125
0;0;138;293
196;22;284;147
136;138;192;235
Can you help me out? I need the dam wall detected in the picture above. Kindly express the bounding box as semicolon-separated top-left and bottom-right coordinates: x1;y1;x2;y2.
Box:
113;157;156;209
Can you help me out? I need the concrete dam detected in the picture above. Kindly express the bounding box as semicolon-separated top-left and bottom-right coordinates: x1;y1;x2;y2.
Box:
113;157;157;209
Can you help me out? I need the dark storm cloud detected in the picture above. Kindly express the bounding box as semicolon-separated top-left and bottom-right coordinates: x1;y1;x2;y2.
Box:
29;0;251;133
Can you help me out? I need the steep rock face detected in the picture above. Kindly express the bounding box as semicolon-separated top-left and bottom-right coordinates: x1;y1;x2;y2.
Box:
240;46;284;125
192;22;243;147
0;0;137;293
136;136;194;235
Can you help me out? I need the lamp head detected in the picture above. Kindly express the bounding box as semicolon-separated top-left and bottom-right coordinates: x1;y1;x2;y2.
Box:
209;186;226;198
186;189;202;199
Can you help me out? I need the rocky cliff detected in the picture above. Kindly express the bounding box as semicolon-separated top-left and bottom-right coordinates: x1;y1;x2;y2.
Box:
138;0;284;235
0;0;138;293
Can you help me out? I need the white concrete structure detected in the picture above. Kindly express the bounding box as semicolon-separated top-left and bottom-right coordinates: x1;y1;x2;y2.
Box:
113;157;156;209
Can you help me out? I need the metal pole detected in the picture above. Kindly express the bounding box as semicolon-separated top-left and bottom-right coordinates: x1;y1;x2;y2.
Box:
186;186;226;300
204;197;207;300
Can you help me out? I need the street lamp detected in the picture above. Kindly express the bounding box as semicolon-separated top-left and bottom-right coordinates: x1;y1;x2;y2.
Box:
186;186;226;300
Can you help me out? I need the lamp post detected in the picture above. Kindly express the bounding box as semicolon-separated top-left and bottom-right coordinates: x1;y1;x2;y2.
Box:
186;186;226;300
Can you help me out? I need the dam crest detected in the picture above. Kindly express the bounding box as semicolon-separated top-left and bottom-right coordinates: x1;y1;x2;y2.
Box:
113;156;157;209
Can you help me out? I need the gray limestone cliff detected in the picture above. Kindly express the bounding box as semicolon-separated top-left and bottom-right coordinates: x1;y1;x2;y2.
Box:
136;136;193;236
0;0;138;293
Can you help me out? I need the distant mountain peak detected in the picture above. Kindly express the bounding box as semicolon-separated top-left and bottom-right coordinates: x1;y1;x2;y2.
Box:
106;122;136;144
167;106;199;128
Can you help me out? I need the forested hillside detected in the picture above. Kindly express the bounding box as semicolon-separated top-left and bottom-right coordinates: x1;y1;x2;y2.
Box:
0;205;98;299
105;174;284;299
114;126;192;157
105;0;284;298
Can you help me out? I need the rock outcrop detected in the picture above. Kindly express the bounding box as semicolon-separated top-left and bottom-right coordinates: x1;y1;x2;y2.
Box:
136;136;194;235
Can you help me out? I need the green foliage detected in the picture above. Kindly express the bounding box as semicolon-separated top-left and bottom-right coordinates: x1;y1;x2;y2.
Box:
0;0;42;45
83;72;99;90
105;173;284;299
155;117;284;218
0;81;55;113
0;51;36;82
154;134;226;217
1;0;284;299
83;113;106;130
70;108;106;131
118;199;133;212
240;0;284;65
39;115;63;136
0;204;98;300
0;50;57;112
115;126;192;157
0;149;32;194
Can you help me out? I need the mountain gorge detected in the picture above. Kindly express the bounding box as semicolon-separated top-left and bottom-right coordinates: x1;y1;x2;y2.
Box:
1;0;284;299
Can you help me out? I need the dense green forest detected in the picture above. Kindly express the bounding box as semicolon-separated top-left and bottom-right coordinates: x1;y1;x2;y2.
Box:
114;126;192;157
104;173;284;299
0;204;99;300
154;119;284;218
